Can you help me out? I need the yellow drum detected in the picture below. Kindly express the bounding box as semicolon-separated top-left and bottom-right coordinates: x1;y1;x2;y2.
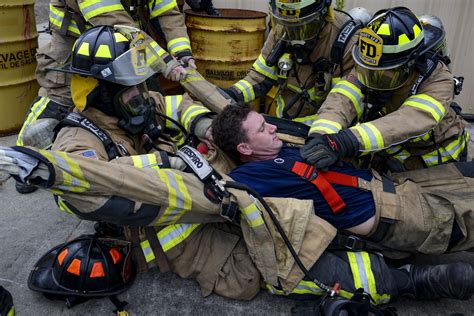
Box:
0;0;39;135
186;8;267;89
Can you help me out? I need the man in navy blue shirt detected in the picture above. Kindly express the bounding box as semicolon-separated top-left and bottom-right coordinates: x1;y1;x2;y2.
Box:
212;105;376;235
211;105;474;256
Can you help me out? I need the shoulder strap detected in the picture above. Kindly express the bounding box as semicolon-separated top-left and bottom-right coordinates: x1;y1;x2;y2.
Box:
330;19;363;76
54;112;121;160
410;53;439;95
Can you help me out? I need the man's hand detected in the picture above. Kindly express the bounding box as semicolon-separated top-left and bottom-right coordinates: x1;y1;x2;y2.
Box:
0;147;40;184
300;130;359;168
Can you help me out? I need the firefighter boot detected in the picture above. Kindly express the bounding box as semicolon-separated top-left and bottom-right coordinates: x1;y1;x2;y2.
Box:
15;181;38;194
397;262;474;300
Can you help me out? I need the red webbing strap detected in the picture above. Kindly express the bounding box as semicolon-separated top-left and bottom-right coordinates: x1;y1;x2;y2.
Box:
291;161;346;214
319;170;359;188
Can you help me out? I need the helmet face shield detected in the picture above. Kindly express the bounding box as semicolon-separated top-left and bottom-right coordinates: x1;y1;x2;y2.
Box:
271;10;326;41
270;0;328;41
92;25;167;86
353;46;413;90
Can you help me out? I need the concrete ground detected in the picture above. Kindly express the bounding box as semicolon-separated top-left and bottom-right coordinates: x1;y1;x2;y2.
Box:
0;1;473;315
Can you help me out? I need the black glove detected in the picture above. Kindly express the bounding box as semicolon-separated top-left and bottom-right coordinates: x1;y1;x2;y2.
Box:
300;130;359;168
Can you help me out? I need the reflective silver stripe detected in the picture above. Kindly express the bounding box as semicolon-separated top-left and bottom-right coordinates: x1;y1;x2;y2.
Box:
336;84;362;107
234;80;253;102
255;57;278;79
150;0;175;13
423;137;465;165
166;96;179;129
51;152;81;188
358;125;379;149
168;39;190;52
160;171;185;223
294;283;325;294
313;122;339;133
354;252;369;292
80;0;122;18
408;97;444;120
158;224;193;248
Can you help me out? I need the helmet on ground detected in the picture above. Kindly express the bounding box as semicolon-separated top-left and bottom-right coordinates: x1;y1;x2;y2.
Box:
352;7;445;90
270;0;332;42
28;235;135;309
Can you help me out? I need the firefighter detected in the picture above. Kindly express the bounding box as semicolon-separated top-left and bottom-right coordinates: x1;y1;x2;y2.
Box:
15;0;194;194
301;7;469;173
223;0;363;126
1;25;472;308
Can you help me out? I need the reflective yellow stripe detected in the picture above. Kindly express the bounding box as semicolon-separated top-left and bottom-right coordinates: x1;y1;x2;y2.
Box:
275;95;285;118
151;41;166;57
140;240;156;263
331;80;364;119
287;83;302;94
149;0;177;18
156;170;192;224
351;123;384;151
132;154;161;170
309;119;342;135
165;95;182;129
361;252;391;304
385;145;411;163
234;79;255;103
181;104;210;131
348;252;390;305
39;150;90;193
412;132;432;142
241;203;264;227
17;97;49;146
158;223;200;252
7;306;14;316
253;55;278;80
49;4;81;35
294;114;317;126
403;94;446;122
79;0;124;21
56;197;75;215
331;77;341;87
422;132;469;166
167;37;191;55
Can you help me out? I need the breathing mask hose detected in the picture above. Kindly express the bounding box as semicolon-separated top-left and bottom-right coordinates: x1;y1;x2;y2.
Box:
154;111;190;143
224;181;332;293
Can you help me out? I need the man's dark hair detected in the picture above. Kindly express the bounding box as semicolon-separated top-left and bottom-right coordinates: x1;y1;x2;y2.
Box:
212;105;252;161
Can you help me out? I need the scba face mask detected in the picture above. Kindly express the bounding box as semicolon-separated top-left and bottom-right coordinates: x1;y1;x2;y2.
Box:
114;82;162;139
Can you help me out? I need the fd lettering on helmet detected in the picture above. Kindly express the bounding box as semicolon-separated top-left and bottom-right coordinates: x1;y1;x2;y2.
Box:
359;28;382;66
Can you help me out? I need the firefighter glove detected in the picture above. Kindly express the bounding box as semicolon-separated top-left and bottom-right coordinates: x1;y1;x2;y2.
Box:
0;146;38;184
300;130;359;168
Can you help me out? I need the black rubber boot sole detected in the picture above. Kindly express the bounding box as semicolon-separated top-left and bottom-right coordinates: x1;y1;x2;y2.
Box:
15;181;38;194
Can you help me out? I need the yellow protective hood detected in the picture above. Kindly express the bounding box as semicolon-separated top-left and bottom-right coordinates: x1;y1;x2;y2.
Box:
71;74;99;111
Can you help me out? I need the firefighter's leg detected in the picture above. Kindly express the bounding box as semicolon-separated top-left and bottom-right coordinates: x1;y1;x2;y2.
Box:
267;250;473;303
17;32;75;148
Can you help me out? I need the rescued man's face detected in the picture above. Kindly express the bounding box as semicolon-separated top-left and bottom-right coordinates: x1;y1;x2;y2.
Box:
240;111;283;159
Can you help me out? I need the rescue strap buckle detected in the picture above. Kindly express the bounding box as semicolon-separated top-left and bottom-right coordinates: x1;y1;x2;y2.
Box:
344;235;363;250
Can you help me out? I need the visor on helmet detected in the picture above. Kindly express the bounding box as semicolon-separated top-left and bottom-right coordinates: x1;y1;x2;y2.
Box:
271;9;326;41
353;46;414;90
54;25;168;86
270;0;328;41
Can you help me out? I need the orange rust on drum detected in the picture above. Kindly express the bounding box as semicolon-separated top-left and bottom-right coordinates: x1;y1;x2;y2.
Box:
186;8;267;19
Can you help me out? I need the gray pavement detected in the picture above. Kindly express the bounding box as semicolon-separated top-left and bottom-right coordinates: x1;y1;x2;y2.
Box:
0;0;473;314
